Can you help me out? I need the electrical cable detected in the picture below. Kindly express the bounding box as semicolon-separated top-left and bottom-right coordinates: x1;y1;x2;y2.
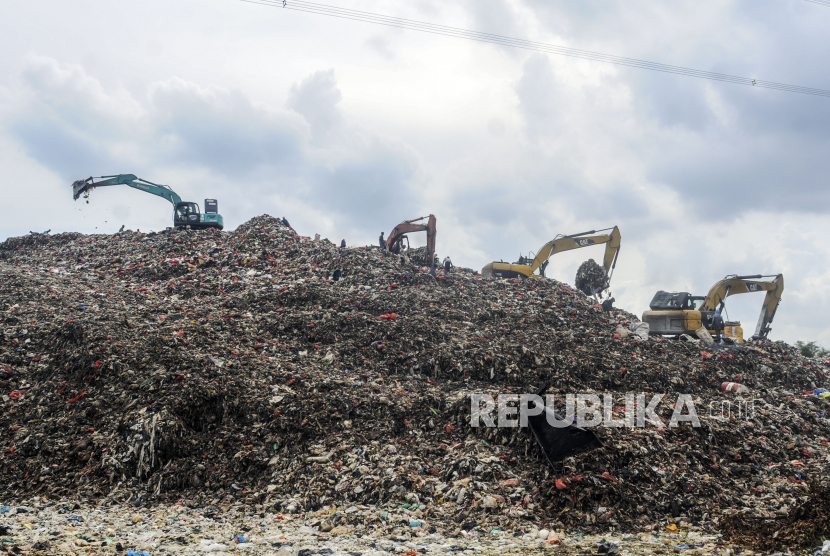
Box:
241;0;830;98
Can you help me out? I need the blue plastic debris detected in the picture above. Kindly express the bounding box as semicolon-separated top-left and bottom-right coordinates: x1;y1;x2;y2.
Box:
233;536;245;543
127;550;151;556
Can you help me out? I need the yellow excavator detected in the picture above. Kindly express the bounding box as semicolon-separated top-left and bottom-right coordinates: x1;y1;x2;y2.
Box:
642;274;784;343
481;226;621;288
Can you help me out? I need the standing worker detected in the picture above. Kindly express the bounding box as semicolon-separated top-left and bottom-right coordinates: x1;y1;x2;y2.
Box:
379;231;386;250
428;263;437;277
443;255;452;274
340;239;346;248
712;306;725;343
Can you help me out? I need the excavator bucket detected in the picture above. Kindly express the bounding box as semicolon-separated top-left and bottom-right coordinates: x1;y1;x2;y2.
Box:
526;385;604;465
72;177;94;200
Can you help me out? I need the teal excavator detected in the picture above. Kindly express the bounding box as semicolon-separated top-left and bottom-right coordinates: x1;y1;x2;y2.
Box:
72;174;224;230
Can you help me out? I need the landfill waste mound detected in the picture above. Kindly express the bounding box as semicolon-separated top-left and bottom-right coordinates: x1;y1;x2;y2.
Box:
1;216;829;544
574;259;607;296
718;484;830;551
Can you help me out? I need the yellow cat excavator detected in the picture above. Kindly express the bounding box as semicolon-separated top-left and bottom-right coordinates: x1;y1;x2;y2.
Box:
481;226;621;286
642;274;784;343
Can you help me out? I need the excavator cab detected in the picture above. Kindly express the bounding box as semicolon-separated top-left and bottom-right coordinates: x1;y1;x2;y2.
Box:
649;292;705;311
174;202;201;228
173;201;224;230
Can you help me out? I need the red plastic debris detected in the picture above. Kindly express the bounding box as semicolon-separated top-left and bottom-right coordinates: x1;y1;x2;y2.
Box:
67;391;87;403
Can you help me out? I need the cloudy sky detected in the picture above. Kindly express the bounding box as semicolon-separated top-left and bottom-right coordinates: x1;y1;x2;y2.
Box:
1;0;829;346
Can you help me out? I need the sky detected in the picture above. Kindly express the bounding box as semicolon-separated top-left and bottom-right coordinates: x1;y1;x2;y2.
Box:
1;0;829;346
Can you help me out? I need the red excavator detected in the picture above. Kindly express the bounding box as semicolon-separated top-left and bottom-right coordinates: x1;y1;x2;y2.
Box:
386;214;436;263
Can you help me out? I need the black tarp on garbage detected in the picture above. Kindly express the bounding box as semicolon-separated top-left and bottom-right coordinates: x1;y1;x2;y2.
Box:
526;385;603;464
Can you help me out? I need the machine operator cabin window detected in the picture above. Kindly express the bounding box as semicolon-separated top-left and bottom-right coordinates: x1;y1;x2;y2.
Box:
177;203;199;217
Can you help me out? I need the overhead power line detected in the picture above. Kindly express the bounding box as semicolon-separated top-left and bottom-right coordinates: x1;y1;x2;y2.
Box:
241;0;830;98
804;0;830;7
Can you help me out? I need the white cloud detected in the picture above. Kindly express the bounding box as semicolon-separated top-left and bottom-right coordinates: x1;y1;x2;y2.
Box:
1;0;830;346
286;69;343;142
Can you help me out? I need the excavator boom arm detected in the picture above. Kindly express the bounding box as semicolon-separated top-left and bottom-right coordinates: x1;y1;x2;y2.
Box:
701;274;784;339
72;174;183;206
529;226;621;276
387;215;437;261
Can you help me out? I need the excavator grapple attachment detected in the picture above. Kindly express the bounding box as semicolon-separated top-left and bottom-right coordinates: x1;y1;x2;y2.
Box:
72;177;94;200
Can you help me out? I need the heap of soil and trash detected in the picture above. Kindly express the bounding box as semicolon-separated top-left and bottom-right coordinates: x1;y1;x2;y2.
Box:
1;215;829;548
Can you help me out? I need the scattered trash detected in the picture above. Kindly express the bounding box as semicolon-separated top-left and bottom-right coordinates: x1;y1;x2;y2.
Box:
720;485;830;550
629;321;649;340
695;326;715;345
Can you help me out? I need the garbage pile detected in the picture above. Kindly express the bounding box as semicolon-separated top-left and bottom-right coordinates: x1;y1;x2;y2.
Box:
719;484;830;550
574;259;607;296
405;246;431;267
1;215;829;545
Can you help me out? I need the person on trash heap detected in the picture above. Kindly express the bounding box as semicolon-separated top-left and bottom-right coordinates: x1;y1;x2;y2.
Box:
340;239;346;248
712;306;725;342
428;264;437;276
601;297;616;312
443;256;452;274
282;216;290;228
379;231;385;249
